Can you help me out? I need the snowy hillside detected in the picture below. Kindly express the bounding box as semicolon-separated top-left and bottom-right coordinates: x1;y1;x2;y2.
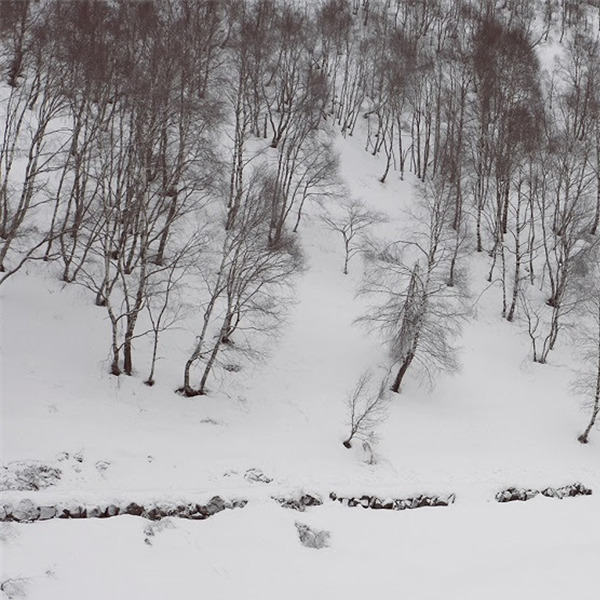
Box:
2;1;600;599
3;131;600;599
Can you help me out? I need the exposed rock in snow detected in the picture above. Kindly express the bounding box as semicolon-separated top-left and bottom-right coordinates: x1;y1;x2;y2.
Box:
124;502;144;516
244;468;273;484
329;492;456;511
11;499;40;522
276;493;323;511
38;506;56;521
496;483;593;503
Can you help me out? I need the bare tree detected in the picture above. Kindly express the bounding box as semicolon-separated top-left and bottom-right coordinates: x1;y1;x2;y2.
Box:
342;369;390;449
359;177;468;393
569;250;600;443
0;24;69;279
320;198;386;274
181;175;304;397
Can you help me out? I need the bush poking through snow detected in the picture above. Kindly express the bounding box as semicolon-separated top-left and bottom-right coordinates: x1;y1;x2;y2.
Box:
0;462;61;491
295;522;330;549
1;577;29;599
143;518;175;546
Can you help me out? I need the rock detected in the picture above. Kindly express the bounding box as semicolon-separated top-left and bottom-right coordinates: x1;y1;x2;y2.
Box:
577;483;592;496
11;499;40;522
39;506;56;520
144;506;164;521
173;504;189;518
106;504;119;517
204;496;226;515
300;494;322;507
359;496;370;508
394;499;407;510
0;505;7;521
244;468;273;484
125;502;144;516
232;499;248;509
69;505;86;518
56;506;71;518
87;506;102;519
276;498;303;511
369;497;382;509
381;498;395;510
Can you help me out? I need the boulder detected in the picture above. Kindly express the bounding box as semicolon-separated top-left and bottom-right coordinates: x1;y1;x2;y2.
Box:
87;506;102;519
369;497;382;509
381;498;395;510
124;502;144;516
69;505;87;518
204;496;226;515
300;494;322;508
106;504;120;517
39;505;57;520
11;499;40;522
0;505;7;521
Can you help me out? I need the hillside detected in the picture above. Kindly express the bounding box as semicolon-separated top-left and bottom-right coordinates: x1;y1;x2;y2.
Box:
2;1;600;599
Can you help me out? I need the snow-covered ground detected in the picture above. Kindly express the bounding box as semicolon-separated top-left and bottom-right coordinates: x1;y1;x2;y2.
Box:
2;129;599;598
3;497;599;600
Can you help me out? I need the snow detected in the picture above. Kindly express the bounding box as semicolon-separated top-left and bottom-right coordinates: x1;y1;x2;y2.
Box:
2;72;600;600
2;498;599;600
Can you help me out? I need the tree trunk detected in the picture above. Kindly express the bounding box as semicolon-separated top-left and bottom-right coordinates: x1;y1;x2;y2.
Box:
391;353;414;393
579;310;600;443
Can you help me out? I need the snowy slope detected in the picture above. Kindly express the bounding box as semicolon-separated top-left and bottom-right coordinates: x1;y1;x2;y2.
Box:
2;111;600;600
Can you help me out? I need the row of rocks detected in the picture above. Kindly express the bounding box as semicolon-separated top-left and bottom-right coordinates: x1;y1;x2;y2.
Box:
3;483;592;523
329;492;456;510
495;482;593;503
0;496;247;523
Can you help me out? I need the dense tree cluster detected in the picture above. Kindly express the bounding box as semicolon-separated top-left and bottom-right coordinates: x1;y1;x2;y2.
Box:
1;0;599;440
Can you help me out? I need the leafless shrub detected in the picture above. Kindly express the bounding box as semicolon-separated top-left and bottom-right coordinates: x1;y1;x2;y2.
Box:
295;522;330;549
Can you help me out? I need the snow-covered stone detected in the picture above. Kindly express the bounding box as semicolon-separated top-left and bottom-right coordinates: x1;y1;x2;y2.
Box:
124;502;144;516
39;506;56;520
11;499;40;522
244;468;273;484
